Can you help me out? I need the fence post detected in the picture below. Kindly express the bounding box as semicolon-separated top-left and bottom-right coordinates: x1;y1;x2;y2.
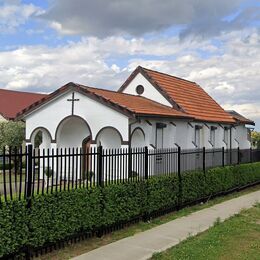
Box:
222;147;225;167
177;146;182;208
97;145;103;187
26;144;33;205
203;147;206;173
144;146;148;179
250;147;253;163
237;147;240;164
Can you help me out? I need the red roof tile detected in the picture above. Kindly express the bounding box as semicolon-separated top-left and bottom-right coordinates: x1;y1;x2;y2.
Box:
119;66;237;124
0;89;47;120
17;83;193;119
82;85;192;118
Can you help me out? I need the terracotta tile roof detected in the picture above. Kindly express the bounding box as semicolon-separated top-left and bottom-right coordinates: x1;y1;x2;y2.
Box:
81;85;192;118
0;89;47;120
119;66;237;124
226;110;255;125
16;83;193;119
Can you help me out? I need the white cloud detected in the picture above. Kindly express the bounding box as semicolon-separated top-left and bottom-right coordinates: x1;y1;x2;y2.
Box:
0;27;259;128
0;0;43;33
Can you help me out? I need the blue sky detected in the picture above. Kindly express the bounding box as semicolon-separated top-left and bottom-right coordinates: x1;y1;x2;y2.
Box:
0;0;259;129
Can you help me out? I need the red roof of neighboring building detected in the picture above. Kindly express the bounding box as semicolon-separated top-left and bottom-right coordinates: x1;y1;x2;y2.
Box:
119;66;237;124
0;89;47;120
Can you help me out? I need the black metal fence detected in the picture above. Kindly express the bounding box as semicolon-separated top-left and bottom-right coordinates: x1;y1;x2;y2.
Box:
1;146;260;202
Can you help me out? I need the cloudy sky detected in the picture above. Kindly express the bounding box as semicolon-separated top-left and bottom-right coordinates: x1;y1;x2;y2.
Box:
0;0;259;128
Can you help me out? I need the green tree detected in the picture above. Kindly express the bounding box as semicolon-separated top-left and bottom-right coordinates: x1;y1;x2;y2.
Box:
251;131;260;149
0;121;25;152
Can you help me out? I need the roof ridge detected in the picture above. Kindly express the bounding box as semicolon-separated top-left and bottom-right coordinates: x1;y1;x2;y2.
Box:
0;88;47;96
140;66;197;85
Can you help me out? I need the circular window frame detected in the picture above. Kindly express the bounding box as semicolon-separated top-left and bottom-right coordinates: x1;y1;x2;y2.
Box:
135;85;144;95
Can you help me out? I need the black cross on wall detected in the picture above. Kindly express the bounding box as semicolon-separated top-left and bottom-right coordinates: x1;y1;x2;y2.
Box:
67;92;79;115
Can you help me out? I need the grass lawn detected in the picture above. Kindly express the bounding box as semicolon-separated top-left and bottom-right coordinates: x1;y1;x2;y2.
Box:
35;185;260;260
152;204;260;260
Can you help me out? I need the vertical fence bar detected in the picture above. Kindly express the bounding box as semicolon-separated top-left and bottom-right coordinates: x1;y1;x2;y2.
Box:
177;146;182;207
237;147;240;164
14;146;18;197
37;148;40;195
2;147;7;202
97;146;103;187
222;147;225;167
250;147;252;163
203;147;206;173
26;144;33;203
56;148;59;192
144;146;148;180
42;149;45;195
8;147;13;200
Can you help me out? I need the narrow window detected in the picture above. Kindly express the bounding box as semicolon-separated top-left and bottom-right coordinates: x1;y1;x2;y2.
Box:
195;126;201;148
156;123;167;149
210;126;217;148
224;127;229;145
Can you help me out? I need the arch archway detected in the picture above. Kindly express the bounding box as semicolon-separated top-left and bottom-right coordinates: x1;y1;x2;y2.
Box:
56;116;92;149
130;127;145;148
95;126;123;149
30;127;52;149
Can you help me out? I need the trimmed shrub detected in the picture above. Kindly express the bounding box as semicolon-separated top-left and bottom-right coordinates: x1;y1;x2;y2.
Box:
0;162;259;257
102;181;145;225
28;187;102;247
0;200;28;257
146;175;179;213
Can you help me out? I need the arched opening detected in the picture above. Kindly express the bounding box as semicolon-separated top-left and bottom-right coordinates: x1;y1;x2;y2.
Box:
56;116;91;149
95;127;122;149
30;127;52;150
131;127;145;148
56;116;92;181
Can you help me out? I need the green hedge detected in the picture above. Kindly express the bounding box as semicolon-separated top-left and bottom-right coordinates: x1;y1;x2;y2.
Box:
0;162;260;257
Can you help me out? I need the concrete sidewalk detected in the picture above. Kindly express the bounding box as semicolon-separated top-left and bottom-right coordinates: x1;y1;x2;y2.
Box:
73;190;260;260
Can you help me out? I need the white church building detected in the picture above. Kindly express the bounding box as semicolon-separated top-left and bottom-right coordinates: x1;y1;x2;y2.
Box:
17;66;254;152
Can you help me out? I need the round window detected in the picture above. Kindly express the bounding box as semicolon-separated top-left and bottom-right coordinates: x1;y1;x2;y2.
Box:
136;85;144;95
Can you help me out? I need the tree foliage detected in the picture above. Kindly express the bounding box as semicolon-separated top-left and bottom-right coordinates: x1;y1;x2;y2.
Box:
0;121;25;151
251;131;260;149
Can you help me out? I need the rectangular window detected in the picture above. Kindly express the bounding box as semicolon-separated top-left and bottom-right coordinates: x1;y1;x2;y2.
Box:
224;127;229;145
195;125;202;148
156;128;163;149
210;126;217;147
156;123;167;149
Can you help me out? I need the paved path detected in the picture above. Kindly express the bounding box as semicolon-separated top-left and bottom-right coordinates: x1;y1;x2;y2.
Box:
73;190;260;260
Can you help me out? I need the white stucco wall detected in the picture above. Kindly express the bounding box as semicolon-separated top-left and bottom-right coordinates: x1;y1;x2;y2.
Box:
122;73;172;107
25;89;129;146
129;119;248;150
235;125;251;149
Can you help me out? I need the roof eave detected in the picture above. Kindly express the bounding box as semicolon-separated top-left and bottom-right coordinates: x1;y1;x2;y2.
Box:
135;113;194;120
